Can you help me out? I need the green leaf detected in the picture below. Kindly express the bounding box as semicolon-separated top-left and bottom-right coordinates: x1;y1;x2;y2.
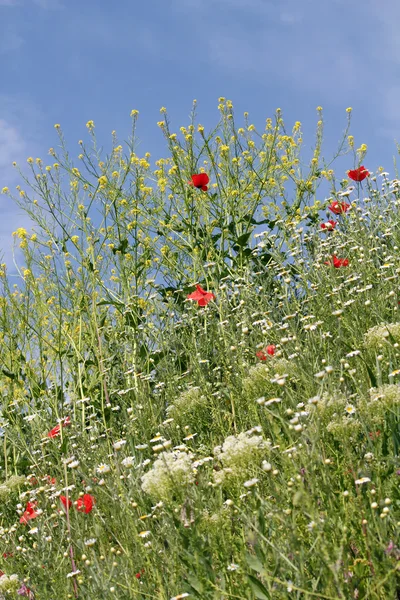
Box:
228;221;236;235
1;368;17;380
248;574;271;599
96;300;125;309
365;363;377;388
99;310;107;328
234;232;252;247
246;553;266;574
187;575;204;595
111;239;129;255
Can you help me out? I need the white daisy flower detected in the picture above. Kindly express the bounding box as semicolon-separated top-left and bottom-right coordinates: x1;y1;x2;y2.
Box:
97;464;110;475
138;530;151;538
66;570;81;578
243;478;259;488
68;461;80;469
355;477;371;485
84;538;97;547
113;440;127;451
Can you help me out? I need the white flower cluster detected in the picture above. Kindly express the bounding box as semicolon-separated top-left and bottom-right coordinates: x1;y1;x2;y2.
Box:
364;322;400;350
166;386;209;420
370;384;400;408
0;475;26;500
0;573;20;594
213;431;268;485
141;451;195;500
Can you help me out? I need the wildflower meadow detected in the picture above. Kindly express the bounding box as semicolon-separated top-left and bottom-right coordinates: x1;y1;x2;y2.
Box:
0;100;399;599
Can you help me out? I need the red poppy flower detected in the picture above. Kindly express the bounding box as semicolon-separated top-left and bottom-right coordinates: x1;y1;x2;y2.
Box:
46;475;57;485
320;220;337;231
328;201;350;215
324;255;349;268
76;494;95;514
60;495;72;510
188;173;209;191
47;416;71;438
256;345;276;360
20;501;39;524
187;284;215;307
348;165;369;182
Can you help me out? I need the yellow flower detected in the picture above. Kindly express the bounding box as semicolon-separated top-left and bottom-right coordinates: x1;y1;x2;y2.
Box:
27;157;34;164
112;171;119;178
86;120;95;129
160;106;167;113
54;124;61;129
346;107;352;113
316;106;323;111
13;228;28;239
1;187;9;194
131;109;139;117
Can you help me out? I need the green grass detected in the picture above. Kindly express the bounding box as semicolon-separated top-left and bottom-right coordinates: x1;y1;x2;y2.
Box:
0;101;399;599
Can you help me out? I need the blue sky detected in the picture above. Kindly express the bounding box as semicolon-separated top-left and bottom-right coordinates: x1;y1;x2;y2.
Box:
1;0;400;272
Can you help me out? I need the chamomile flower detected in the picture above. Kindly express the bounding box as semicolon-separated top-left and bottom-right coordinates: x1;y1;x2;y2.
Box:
97;464;111;475
355;477;371;485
